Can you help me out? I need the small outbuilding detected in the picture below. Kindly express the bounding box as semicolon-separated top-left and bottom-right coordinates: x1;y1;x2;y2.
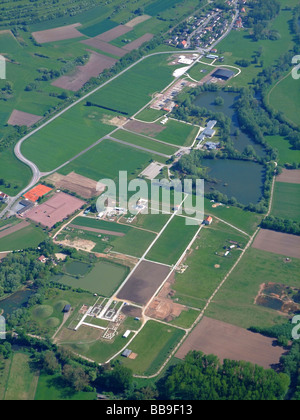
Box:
122;349;132;358
63;304;71;313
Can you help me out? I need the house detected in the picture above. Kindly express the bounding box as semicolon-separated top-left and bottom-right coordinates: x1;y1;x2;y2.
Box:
37;255;47;264
204;216;213;225
0;192;9;203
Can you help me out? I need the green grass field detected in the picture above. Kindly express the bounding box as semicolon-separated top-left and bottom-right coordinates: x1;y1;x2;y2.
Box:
29;288;97;335
116;320;185;376
268;72;300;128
146;215;200;266
265;135;300;165
35;374;96;401
172;221;247;309
112;129;179;156
271;182;300;222
135;107;167;122
154;119;199;147
204;198;263;235
57;261;129;296
58;139;165;182
0;224;46;252
0;148;32;195
2;353;39;400
205;248;300;329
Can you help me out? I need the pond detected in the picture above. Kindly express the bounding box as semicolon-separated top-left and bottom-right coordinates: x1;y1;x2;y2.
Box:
203;158;264;205
193;90;266;157
0;289;34;316
64;261;91;277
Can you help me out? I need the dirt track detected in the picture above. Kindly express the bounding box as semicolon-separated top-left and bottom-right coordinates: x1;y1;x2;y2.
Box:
175;317;285;369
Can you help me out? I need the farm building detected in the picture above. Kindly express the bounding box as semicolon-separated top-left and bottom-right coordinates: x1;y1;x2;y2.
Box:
15;199;35;215
122;349;132;358
0;192;9;203
123;330;131;338
212;69;235;81
204;216;213;225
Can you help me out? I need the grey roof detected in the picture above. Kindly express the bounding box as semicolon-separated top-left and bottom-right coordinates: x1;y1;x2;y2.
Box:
122;349;132;358
212;68;235;80
203;128;216;137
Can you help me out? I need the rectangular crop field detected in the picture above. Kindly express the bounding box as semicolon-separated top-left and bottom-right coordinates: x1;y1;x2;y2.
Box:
58;139;165;183
271;182;300;222
112;130;179;156
117;260;171;306
175;317;285;370
56;261;129;297
145;215;200;266
252;229;300;259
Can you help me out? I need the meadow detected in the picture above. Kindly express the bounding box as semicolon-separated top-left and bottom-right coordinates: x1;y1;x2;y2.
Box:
271;182;300;222
172;221;247;309
153;119;199;147
57;260;129;296
2;353;39;400
265;135;300;165
0;224;46;252
22;54;178;172
268;74;300;128
29;288;97;335
205;248;300;329
116;320;185;376
204;198;263;235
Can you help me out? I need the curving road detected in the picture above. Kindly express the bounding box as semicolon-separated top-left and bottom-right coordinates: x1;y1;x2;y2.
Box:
0;3;240;218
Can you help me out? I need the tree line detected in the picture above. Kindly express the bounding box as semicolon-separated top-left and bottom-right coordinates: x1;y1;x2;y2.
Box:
260;216;300;236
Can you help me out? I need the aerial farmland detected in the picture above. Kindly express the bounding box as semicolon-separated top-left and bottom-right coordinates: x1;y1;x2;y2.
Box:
0;0;299;403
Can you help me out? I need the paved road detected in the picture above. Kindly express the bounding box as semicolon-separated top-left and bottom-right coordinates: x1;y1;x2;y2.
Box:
0;2;240;219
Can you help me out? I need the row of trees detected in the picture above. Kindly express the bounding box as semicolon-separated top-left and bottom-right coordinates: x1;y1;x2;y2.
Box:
158;351;289;400
3;331;294;400
250;320;300;400
261;216;300;236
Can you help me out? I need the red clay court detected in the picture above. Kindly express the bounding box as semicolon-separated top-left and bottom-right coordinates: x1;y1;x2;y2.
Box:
26;192;85;228
23;184;53;202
